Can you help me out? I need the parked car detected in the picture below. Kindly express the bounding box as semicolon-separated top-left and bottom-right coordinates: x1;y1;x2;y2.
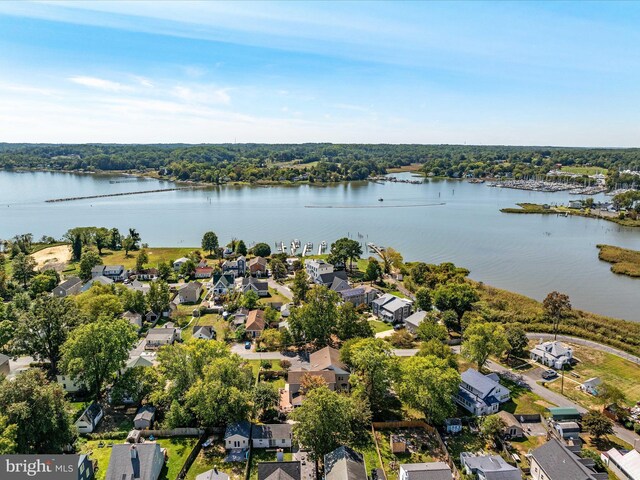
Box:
393;324;405;331
244;341;251;349
542;369;557;379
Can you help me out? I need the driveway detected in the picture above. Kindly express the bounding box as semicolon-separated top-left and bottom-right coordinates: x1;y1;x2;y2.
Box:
267;279;293;301
230;343;310;369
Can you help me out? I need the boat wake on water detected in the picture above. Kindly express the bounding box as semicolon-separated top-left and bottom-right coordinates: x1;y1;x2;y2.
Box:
304;202;446;209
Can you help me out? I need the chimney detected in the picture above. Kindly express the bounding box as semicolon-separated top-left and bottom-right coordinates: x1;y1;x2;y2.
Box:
130;445;138;459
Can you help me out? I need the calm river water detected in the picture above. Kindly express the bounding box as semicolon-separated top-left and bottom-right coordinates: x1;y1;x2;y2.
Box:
0;170;638;321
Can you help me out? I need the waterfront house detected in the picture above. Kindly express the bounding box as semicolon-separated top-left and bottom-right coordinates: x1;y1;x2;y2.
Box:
530;438;604;480
530;341;573;369
324;446;367;480
222;256;246;277
176;281;203;304
0;353;10;377
101;265;128;282
251;423;293;448
399;462;452;480
133;406;156;430
372;293;413;323
305;259;334;283
246;310;266;338
225;421;251;450
317;270;348;287
329;275;351;293
258;462;301;480
460;453;521;480
105;443;166;480
212;273;235;295
136;268;158;281
173;257;190;271
238;277;269;297
76;402;104;434
309;346;350;390
53;276;83;297
122;311;143;330
362;285;382;305
339;287;365;306
455;369;511;416
403;310;428;334
601;446;640;480
192;325;216;340
249;256;268;277
195;266;214;279
495;411;523;438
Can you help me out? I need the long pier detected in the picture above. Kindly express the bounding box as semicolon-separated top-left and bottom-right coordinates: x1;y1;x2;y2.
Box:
45;187;198;203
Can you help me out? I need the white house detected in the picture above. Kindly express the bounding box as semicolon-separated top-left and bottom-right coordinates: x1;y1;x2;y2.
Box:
601;447;640;480
57;374;86;393
530;341;573;369
305;259;334;283
173;257;190;271
455;369;511;416
251;424;292;448
460;453;522;480
75;402;104;434
580;377;602;396
224;421;251;450
372;293;413;323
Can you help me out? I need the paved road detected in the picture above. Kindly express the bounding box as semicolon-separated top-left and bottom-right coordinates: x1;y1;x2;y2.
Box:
267;279;293;301
375;329;395;338
231;344;310;369
527;333;640;365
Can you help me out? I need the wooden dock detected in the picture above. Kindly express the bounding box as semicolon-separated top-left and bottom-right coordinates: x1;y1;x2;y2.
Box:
45;187;198;203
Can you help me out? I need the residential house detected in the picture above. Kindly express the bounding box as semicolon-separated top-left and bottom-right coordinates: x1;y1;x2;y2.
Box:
530;341;573;369
0;353;9;377
145;327;180;350
460;453;521;480
197;470;230;480
495;411;523;438
173;257;190;271
78;454;95;480
329;275;351;293
105;443;166;480
399;462;453;480
82;275;113;292
53;276;83;297
555;421;581;440
76;402;104;434
176;281;203;304
317;270;348;288
192;325;216;340
372;294;413;323
445;418;462;434
309;346;351;391
286;370;337;408
57;374;86;393
530;438;605;480
324;446;367;480
580;377;603;396
251;423;293;448
258;462;301;480
547;407;581;422
195;266;214;279
137;268;158;281
123;311;143;330
238;277;269;297
212;274;235;295
601;446;640;480
249;257;268;277
339;287;365;306
100;265;128;282
305;259;334;283
222;256;246;277
225;421;251;450
124;355;154;371
231;308;249;328
362;285;381;305
134;406;156;430
455;369;511;416
246;310;266;338
127;280;151;295
403;311;428;334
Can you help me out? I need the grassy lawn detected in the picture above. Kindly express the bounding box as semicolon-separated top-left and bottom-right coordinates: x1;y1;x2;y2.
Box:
260;288;289;306
443;428;493;469
500;378;556;415
68;400;89;420
100;247;199;269
183;314;229;342
78;435;128;480
373;428;444;480
249;449;293;480
369;320;392;334
186;441;246;480
355;430;382;473
257;360;286;389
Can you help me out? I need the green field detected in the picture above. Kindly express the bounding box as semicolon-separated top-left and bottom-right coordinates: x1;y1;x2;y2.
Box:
369;320;392;334
182;314;229;342
559;166;607;176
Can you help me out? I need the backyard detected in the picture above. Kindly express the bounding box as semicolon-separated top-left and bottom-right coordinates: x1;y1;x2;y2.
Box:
186;441;246;480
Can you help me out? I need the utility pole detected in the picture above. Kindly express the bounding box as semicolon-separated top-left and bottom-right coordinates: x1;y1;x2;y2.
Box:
561;363;565;395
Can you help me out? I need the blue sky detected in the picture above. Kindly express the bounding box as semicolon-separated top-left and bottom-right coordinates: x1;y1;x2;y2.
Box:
0;1;639;146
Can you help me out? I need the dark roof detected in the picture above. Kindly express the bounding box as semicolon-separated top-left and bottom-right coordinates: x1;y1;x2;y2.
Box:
257;462;301;480
400;462;452;480
192;326;215;338
0;353;9;365
58;276;82;289
324;446;367;480
105;443;164;480
251;423;292;440
531;438;598;480
224;421;251;439
318;270;348;286
309;346;348;373
135;406;156;422
80;402;103;425
340;287;364;298
242;277;268;291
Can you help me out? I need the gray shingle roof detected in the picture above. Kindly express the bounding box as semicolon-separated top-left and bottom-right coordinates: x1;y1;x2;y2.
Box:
0;353;9;365
224;421;251;440
105;443;164;480
461;369;502;398
135;406;156;422
196;470;230;480
400;462;452;480
460;454;521;480
251;423;292;440
57;276;82;290
531;438;599;480
324;446;367;480
257;462;301;480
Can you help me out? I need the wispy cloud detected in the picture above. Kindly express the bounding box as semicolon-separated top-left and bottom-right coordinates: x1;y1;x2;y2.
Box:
68;76;131;92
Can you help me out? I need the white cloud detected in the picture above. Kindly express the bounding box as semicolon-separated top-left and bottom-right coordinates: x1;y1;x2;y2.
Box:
172;85;231;105
68;76;131;92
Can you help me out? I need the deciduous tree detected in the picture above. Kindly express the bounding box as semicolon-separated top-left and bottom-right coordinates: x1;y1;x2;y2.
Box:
336;302;373;340
461;322;508;370
543;291;571;340
11;253;37;287
79;250;103;280
291;269;309;304
201;231;219;256
433;283;479;331
252;243;271;258
582;410;614;440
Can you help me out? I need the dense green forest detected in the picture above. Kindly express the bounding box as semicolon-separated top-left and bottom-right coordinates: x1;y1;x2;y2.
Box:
1;143;639;186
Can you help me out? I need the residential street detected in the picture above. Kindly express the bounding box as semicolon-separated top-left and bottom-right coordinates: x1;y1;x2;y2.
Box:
267;279;293;301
